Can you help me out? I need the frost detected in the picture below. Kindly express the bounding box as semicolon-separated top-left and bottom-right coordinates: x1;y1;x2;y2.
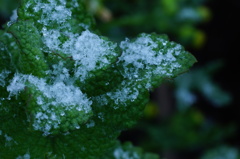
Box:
119;35;158;70
7;73;26;96
8;74;92;112
0;0;196;157
33;0;71;25
0;131;18;147
0;70;11;87
92;80;140;110
86;120;95;128
16;152;31;159
73;30;117;80
5;134;13;142
7;9;18;27
41;28;118;81
50;62;72;83
35;56;40;60
113;147;140;159
41;28;61;51
119;33;182;89
97;112;104;122
107;82;139;107
79;23;90;30
32;0;118;82
7;74;92;135
70;0;79;8
92;34;186;109
10;9;18;22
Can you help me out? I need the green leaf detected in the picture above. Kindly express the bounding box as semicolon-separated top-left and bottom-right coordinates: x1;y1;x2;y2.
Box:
0;0;196;158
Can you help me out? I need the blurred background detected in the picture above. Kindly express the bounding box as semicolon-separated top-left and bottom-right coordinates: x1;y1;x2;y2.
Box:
1;0;239;158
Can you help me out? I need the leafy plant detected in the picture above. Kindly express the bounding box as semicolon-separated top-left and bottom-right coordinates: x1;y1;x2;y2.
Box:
133;108;236;153
175;60;232;110
92;0;210;47
0;0;196;158
201;145;240;159
0;0;18;19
